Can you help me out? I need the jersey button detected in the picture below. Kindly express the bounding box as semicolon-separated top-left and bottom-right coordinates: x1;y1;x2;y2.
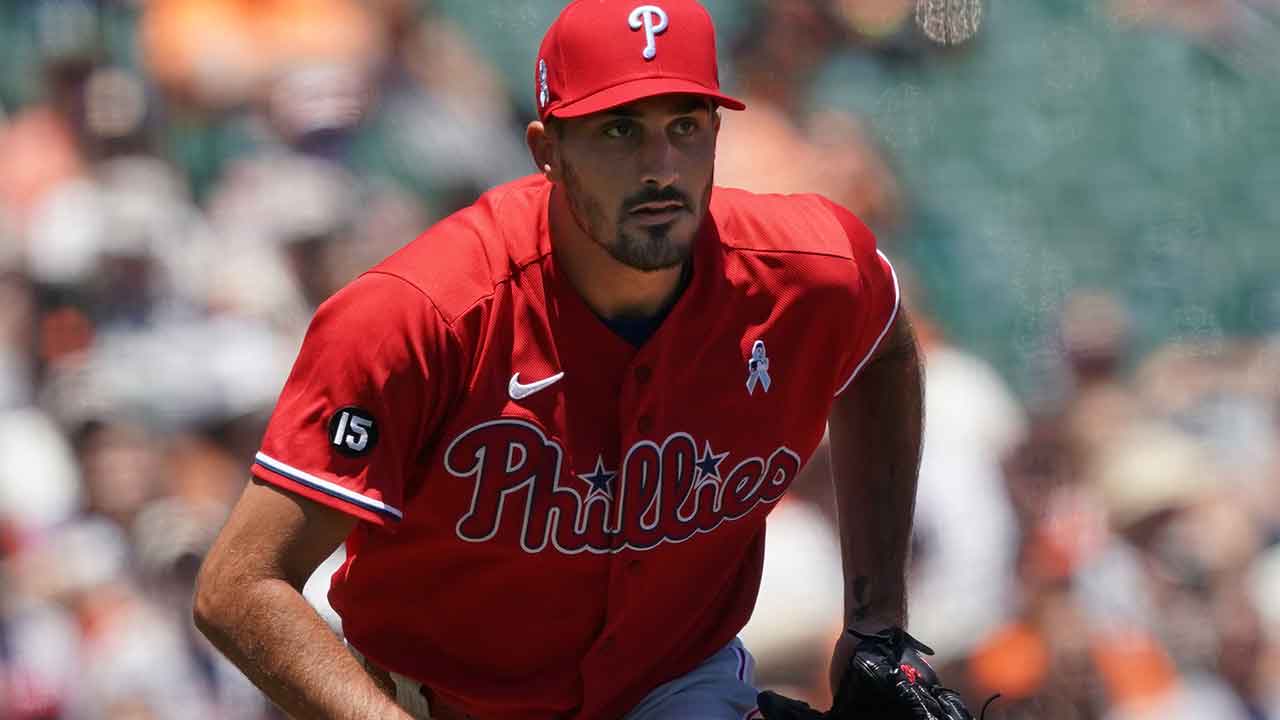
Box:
637;415;653;434
634;365;651;384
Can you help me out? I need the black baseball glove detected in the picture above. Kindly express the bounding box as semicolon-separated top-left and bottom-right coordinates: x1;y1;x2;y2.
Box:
756;627;993;720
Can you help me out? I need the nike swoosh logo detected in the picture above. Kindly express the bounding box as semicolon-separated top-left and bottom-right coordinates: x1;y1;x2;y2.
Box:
508;371;565;400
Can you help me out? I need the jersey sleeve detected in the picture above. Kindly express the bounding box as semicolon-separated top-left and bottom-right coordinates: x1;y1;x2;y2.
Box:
821;199;901;397
251;271;460;527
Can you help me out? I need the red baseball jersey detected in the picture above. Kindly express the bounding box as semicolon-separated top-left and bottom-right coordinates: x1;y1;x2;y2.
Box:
251;174;899;719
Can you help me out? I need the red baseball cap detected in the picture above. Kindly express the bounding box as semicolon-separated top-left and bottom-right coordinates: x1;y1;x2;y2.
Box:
535;0;746;121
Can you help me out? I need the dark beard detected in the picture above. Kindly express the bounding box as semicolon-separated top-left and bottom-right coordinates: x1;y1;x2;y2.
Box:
562;159;707;272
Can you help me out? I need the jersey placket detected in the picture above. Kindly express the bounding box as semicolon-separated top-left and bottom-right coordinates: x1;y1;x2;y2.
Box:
544;278;641;705
576;239;722;714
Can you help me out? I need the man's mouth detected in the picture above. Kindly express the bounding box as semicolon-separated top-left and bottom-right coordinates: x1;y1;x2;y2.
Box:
627;201;686;224
629;200;685;213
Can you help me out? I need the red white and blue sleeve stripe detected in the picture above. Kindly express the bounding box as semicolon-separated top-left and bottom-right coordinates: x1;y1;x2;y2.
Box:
253;452;403;525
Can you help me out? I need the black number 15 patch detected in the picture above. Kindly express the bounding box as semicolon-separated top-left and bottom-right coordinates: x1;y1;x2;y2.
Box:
328;407;378;457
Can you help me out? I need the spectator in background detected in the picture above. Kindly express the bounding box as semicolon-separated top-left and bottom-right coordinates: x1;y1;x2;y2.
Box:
1136;338;1280;538
203;153;362;332
1251;539;1280;717
1058;290;1147;459
0;270;85;581
0;53;91;242
0;271;41;407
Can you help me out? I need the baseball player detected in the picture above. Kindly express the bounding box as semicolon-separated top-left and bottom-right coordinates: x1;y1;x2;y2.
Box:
194;1;981;719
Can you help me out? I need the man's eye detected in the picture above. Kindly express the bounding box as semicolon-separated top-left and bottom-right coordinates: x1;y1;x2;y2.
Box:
604;122;634;138
672;118;699;136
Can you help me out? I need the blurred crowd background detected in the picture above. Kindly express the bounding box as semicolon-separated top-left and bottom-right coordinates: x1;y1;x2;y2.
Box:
0;0;1276;718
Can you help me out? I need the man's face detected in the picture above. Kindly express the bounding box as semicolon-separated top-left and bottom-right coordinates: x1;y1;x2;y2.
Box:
553;95;720;272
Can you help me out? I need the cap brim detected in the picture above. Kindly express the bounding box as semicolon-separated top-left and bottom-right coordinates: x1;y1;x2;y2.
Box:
548;77;746;119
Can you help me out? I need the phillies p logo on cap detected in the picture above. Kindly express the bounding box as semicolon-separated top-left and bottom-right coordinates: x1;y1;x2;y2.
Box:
628;5;669;60
534;0;745;121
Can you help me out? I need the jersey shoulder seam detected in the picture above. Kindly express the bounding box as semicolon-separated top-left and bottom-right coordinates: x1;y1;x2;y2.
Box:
369;183;552;333
360;270;465;349
717;243;854;262
448;250;552;322
714;191;856;262
493;182;556;281
442;185;552;321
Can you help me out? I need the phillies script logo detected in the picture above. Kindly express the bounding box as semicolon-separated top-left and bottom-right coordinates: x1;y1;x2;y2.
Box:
444;419;802;554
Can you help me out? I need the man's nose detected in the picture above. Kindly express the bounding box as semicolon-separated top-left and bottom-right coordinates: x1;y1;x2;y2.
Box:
639;134;679;189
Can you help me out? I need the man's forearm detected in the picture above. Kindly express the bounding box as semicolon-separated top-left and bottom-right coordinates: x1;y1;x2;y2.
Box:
194;575;413;720
827;314;924;628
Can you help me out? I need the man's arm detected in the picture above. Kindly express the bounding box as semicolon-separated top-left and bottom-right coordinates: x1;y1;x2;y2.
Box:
193;480;414;720
826;311;924;672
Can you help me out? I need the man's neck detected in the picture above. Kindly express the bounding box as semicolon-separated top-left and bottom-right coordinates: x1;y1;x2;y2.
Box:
549;185;688;320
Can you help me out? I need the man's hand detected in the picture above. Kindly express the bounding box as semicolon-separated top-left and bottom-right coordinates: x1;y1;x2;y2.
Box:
756;627;984;720
827;619;889;696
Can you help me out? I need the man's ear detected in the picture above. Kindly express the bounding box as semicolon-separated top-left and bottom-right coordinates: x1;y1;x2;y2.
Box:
526;121;557;181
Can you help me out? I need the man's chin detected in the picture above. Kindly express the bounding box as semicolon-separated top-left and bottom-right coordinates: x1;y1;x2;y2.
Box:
610;236;692;272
